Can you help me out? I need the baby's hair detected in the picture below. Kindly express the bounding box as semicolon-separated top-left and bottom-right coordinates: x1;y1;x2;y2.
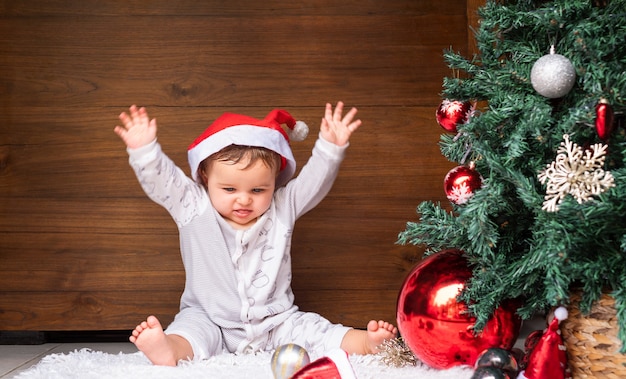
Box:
197;144;282;188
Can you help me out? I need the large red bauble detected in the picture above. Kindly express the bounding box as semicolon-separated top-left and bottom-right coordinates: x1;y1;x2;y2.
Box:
436;99;474;133
396;249;521;370
444;164;482;205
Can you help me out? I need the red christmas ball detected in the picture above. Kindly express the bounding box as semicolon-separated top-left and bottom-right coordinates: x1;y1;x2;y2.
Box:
444;163;482;204
595;98;615;141
436;99;474;133
396;249;521;370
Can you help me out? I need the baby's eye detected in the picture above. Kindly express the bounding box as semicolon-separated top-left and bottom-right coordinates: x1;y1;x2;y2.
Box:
223;187;235;192
252;188;265;193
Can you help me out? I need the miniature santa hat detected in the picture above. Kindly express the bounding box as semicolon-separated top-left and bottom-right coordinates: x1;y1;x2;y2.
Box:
517;307;570;379
291;349;358;379
187;109;309;187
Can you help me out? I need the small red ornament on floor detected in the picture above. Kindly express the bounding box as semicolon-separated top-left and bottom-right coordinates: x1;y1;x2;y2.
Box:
436;99;474;133
595;98;615;141
444;162;483;204
291;349;357;379
519;329;543;369
517;307;570;379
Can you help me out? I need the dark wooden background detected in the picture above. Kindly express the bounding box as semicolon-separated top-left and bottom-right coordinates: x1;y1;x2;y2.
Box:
0;0;477;332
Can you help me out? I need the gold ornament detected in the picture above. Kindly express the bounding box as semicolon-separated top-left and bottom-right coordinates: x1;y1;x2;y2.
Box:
377;337;420;368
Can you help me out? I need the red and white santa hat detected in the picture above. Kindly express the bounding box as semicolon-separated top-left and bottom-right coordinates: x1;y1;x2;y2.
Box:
187;109;309;187
291;349;358;379
517;306;570;379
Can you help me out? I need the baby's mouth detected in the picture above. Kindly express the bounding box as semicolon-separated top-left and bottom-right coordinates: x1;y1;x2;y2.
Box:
234;209;252;218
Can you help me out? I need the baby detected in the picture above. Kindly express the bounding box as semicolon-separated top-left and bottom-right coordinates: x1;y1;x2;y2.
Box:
114;102;397;366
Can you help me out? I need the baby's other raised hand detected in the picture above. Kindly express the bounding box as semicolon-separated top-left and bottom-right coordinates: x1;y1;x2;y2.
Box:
320;101;362;147
114;105;158;149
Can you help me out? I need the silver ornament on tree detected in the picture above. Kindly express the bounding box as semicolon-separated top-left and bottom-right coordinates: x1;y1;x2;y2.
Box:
530;45;576;98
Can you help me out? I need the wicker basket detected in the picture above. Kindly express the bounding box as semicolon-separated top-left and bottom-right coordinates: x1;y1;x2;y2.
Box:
560;292;626;379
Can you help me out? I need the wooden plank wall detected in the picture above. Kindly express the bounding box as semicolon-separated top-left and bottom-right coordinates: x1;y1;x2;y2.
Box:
0;0;471;332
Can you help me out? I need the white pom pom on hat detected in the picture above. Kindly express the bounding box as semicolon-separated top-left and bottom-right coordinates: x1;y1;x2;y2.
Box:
187;109;309;187
553;306;568;322
289;120;309;142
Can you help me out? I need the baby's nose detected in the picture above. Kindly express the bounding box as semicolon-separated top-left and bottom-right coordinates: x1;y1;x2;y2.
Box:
238;194;252;204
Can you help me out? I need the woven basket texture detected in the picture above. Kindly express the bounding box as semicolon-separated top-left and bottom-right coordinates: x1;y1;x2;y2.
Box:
561;292;626;379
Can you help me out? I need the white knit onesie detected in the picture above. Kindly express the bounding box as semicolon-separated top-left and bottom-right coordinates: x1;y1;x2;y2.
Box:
127;134;351;360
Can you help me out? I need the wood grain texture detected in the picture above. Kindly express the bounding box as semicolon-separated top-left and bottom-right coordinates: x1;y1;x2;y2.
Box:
0;0;475;332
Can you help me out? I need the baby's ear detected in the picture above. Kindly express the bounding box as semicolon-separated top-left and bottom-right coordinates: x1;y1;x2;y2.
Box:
198;167;209;188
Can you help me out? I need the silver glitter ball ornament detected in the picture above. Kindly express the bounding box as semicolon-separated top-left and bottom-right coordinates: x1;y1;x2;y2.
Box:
530;47;576;98
270;344;311;379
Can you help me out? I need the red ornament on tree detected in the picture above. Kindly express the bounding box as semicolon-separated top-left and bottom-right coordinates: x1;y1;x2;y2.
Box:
595;98;615;141
436;99;474;133
444;162;482;204
396;249;521;370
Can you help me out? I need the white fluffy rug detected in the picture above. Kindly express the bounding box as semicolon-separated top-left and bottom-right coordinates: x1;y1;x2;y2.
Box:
15;348;475;379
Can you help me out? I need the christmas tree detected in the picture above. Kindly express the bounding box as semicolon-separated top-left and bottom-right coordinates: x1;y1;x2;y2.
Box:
398;0;626;348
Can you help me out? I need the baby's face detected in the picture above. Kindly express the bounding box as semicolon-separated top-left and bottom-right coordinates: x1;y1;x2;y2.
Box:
206;158;276;229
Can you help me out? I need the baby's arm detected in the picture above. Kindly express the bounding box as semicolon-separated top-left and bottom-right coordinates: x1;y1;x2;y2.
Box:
114;105;207;227
114;105;157;149
319;101;362;146
280;102;360;217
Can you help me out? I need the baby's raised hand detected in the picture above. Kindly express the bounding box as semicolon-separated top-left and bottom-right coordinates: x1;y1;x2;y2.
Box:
114;105;158;149
320;101;362;147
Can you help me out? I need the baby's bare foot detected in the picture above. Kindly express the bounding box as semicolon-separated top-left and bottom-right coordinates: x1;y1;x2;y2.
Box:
130;315;179;366
366;320;398;353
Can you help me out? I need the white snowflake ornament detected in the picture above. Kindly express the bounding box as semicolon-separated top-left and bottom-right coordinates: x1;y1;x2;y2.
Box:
538;134;615;212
